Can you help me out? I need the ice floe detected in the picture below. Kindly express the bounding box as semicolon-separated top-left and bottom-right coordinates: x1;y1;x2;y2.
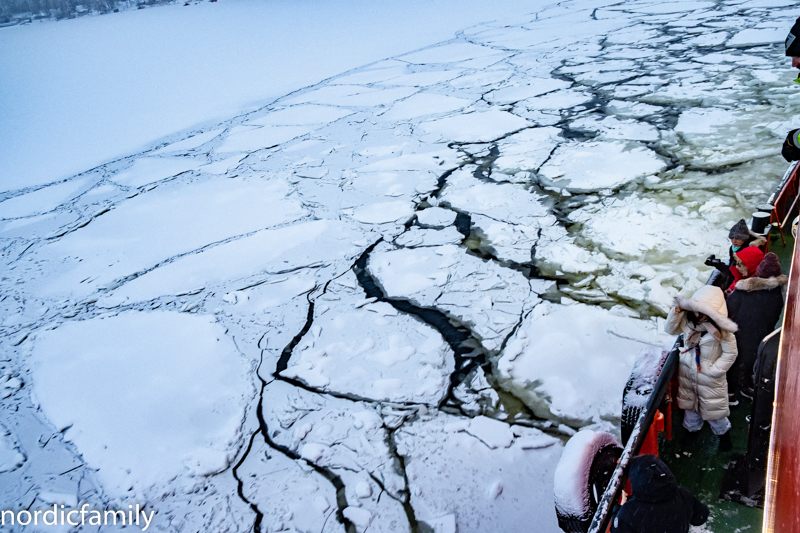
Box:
281;273;455;405
496;301;671;426
538;141;666;192
29;311;252;498
395;411;563;533
368;243;538;352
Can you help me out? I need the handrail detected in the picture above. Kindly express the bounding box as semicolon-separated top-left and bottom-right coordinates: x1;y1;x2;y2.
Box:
763;236;800;533
587;340;680;533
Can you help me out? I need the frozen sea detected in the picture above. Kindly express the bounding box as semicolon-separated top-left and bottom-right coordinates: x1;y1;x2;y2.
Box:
1;0;799;531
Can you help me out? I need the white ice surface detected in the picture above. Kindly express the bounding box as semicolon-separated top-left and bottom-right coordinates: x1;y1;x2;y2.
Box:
497;301;671;426
0;0;542;192
2;1;797;531
416;207;458;228
281;275;455;405
493;127;562;175
248;104;354;126
369;243;538;352
29;311;251;498
0;179;88;220
395;411;563;533
539;141;666;192
262;381;409;532
419;110;531;143
380;94;472;121
571;194;726;260
110;156;199;188
97;219;368;307
0;426;24;474
21;177;307;300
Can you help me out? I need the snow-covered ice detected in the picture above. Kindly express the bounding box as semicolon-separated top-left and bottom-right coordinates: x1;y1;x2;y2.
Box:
538;141;667;192
280;273;455;405
368;243;539;352
395;411;563;533
2;0;797;530
496;302;671;426
29;311;252;498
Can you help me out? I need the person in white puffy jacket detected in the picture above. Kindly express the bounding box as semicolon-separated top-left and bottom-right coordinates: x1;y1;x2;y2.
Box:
665;285;739;451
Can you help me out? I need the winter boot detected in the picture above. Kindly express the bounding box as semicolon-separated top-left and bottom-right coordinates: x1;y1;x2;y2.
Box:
718;432;732;452
680;429;701;447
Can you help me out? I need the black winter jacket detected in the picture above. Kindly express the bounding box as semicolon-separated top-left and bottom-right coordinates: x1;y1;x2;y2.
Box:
725;275;786;388
610;455;708;533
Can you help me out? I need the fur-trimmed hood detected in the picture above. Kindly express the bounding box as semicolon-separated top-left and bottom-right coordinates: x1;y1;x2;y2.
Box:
674;285;738;333
735;275;789;292
746;232;767;249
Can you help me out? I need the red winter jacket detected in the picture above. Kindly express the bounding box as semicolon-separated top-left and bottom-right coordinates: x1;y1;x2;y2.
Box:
727;246;765;292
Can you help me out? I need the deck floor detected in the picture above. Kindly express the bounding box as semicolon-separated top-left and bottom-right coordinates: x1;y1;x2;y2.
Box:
661;406;762;533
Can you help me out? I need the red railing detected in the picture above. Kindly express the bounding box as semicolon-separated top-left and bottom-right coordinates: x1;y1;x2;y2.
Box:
763;237;800;533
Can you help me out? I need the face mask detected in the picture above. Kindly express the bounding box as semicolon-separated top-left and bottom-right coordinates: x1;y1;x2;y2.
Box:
732;244;743;252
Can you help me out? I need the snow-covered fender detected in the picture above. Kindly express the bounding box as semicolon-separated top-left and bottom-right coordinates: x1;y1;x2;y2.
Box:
554;430;622;533
621;347;669;445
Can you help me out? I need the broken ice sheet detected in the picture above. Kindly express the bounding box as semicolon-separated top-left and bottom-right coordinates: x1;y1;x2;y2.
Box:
468;214;540;265
29;311;253;499
216;124;315;153
368;243;538;352
22;176;308;302
670;106;779;168
150;128;223;154
0;178;88;220
570;193;733;262
418;110;531;143
395;226;464;247
398;42;505;64
247;104;354;126
416;207;457;228
440;167;553;225
492;127;562;176
538;141;666;192
96;219;367;307
237;438;345;533
570;115;659;142
263;381;409;532
378;93;472;121
495;301;671;426
395;411;563;533
484;78;572;105
0;423;25;474
109;156;199;188
280;273;455;405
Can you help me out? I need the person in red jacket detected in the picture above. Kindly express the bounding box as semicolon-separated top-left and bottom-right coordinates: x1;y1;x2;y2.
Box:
726;246;764;295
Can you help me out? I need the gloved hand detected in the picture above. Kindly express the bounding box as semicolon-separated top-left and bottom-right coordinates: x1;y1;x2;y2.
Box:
782;129;800;162
704;254;728;273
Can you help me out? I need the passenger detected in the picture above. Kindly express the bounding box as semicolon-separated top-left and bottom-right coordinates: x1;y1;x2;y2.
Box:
704;219;765;289
610;454;708;533
726;253;787;399
726;245;765;295
666;285;738;452
726;219;766;266
782;17;800;162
